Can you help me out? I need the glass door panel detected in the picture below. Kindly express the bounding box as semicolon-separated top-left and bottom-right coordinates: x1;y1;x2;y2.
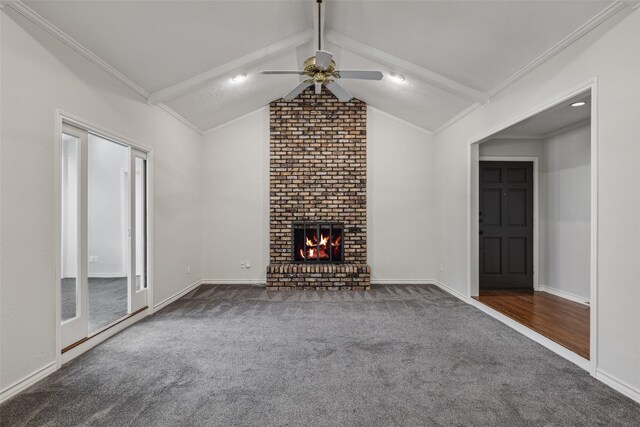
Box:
87;133;130;333
61;134;79;321
60;125;88;348
135;157;147;291
129;150;148;312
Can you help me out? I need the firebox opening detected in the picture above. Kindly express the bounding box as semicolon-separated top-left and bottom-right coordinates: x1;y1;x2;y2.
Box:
292;223;343;263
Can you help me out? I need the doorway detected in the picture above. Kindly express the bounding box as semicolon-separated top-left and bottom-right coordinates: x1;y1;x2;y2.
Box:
469;86;595;369
60;123;149;351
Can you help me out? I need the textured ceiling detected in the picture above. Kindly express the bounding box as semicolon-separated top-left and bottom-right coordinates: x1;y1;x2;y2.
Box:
21;1;616;133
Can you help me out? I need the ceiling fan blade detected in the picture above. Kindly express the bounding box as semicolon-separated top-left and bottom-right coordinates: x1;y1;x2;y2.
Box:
326;81;353;102
259;70;306;75
283;81;313;101
315;82;322;95
335;70;383;80
315;50;333;69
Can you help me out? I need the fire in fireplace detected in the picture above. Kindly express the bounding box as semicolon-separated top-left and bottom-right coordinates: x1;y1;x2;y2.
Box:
292;223;343;263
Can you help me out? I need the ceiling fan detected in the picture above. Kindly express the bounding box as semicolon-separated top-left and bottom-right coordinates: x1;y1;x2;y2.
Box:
259;0;383;102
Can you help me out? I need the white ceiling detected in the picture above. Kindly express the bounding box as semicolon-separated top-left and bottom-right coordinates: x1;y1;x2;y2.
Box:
20;1;619;133
491;93;591;139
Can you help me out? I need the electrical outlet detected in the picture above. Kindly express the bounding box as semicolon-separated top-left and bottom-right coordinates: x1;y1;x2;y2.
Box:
240;261;246;269
187;265;191;275
440;263;444;272
245;260;251;269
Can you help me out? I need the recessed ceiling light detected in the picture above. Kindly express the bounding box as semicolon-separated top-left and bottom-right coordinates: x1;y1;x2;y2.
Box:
571;101;586;107
389;73;405;83
232;73;247;83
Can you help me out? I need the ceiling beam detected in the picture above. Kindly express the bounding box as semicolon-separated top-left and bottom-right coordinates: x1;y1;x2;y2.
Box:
325;30;488;104
148;29;313;105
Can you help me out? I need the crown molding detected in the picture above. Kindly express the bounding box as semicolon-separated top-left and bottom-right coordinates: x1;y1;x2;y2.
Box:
435;1;628;136
157;103;204;135
148;29;313;105
5;1;149;99
486;1;628;99
325;30;488;104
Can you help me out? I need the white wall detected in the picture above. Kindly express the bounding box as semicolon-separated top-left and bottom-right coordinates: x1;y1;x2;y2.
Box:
200;106;435;283
367;108;436;282
435;8;640;394
201;108;270;283
542;124;591;300
479;138;543;158
479;128;591;301
0;9;202;391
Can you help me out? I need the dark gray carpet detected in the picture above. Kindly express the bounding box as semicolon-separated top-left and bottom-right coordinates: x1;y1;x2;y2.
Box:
3;284;639;426
61;277;128;333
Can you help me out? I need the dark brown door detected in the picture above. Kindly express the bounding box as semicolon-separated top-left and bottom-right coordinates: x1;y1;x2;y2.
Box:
479;161;533;290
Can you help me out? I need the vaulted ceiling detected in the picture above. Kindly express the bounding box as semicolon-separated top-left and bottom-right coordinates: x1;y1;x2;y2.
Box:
16;0;626;133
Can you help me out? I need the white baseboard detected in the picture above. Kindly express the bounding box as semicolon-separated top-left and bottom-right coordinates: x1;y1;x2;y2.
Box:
153;280;203;312
469;298;591;371
363;279;470;303
538;285;590;306
61;308;150;364
0;361;57;404
201;279;266;285
596;369;640;405
370;279;433;285
428;280;471;303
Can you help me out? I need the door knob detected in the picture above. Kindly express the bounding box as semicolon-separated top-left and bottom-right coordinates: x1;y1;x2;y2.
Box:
479;230;484;235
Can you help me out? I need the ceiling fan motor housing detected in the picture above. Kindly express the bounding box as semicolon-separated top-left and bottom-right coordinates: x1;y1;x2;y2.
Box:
304;56;336;83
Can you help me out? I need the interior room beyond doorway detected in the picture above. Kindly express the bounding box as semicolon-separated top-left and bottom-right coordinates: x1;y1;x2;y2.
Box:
472;90;592;362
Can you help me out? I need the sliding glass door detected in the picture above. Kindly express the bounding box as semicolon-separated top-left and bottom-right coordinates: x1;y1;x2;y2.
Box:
60;125;88;347
60;124;148;349
130;150;148;312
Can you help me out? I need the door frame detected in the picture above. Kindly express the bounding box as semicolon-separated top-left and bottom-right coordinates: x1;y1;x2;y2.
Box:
478;157;539;293
466;78;598;376
54;110;155;366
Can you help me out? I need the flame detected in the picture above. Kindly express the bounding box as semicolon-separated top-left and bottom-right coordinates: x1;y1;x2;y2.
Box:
299;229;342;260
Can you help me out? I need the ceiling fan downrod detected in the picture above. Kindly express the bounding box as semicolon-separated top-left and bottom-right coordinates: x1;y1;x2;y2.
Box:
317;0;323;52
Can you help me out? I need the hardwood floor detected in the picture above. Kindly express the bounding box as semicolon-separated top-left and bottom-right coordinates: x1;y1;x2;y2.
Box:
474;290;590;359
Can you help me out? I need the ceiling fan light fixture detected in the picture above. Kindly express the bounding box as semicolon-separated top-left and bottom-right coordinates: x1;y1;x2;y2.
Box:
389;72;405;83
231;73;247;83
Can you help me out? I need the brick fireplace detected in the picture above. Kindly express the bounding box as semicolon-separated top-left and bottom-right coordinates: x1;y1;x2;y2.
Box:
266;88;371;290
